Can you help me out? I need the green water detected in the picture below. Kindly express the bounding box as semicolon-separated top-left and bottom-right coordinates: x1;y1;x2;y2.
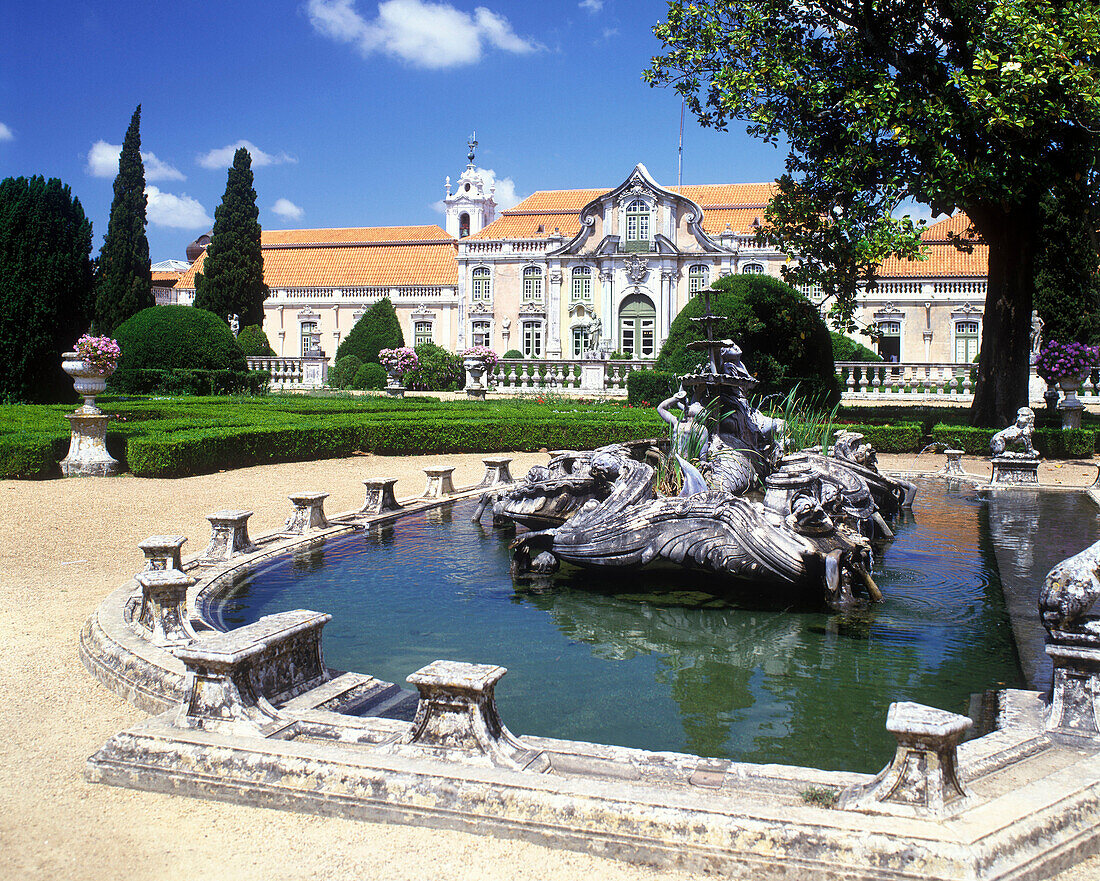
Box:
217;477;1093;773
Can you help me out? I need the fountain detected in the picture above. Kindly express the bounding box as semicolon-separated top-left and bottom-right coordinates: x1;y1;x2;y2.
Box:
483;287;914;609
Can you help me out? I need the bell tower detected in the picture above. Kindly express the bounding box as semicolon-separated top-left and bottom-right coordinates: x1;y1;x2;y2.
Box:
443;133;497;239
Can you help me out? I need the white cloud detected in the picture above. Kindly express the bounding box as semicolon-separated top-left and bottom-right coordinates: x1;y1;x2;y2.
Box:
579;0;603;12
85;140;185;181
196;140;296;170
272;197;304;220
306;0;541;69
432;166;522;215
0;122;13;142
144;186;213;229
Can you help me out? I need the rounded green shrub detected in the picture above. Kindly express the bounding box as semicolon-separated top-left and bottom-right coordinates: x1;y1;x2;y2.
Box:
502;349;523;360
351;362;387;390
328;354;363;390
656;275;840;406
236;324;275;356
404;343;464;391
831;332;882;363
335;297;404;364
114;306;245;372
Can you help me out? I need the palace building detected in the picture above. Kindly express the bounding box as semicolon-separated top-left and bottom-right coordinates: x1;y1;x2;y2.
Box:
171;148;988;365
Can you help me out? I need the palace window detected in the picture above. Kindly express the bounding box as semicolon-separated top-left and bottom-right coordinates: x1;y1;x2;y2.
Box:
300;321;319;356
414;321;433;347
688;264;709;295
619;294;657;359
471;320;491;348
472;267;491;302
877;319;902;363
522;266;544;303
955;320;979;363
572;326;588;357
625;199;651;250
741;262;765;274
571;266;592;302
522;321;543;358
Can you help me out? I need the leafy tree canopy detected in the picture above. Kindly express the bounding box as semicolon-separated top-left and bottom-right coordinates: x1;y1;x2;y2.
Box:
335;297;404;364
0;176;94;402
94;104;152;335
647;0;1100;425
194;147;268;327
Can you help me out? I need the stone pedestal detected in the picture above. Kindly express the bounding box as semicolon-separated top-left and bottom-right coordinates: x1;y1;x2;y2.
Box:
423;466;456;499
361;478;402;514
839;701;972;817
397;660;540;769
581;362;604;391
174;610;331;736
135;569;197;646
941;449;965;476
284;492;329;535
1046;642;1100;741
200;510;258;563
466;386;487;400
480;456;514;487
1059;399;1085;431
60;411;119;477
991;456;1040;486
137;535;187;571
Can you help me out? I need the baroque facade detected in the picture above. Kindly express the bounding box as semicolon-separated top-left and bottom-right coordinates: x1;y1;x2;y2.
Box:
171;152;988;364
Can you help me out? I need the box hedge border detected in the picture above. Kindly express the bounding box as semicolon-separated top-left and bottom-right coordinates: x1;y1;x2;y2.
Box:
930;424;1095;458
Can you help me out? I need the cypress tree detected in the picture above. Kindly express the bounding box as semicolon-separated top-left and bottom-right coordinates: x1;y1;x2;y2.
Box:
0;176;95;402
194;147;268;328
334;298;404;364
94;105;152;334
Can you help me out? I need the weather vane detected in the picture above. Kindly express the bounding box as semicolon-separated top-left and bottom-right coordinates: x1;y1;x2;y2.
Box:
467;131;477;164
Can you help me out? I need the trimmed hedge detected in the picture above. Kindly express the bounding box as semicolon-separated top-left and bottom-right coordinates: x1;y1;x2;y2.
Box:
930;424;1095;458
113;305;246;372
110;368;268;396
627;369;678;406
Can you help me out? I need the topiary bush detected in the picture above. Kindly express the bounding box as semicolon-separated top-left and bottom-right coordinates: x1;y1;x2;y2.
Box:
405;343;464;391
335;298;404;365
236;324;275;356
831;332;882;363
627;369;678;407
656;275;840;406
112;305;246;373
351;362;387;390
328;354;363;390
502;349;523;360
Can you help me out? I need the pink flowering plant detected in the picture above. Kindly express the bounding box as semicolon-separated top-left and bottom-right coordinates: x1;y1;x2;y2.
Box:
1035;340;1099;383
74;334;121;375
461;346;499;366
378;347;418;378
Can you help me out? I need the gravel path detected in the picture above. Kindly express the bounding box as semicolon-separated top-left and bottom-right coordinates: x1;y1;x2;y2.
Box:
1;449;1097;880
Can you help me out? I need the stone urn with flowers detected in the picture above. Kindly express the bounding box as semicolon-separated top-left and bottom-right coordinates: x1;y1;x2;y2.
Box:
462;346;498;399
378;347;418;398
1036;340;1099;430
60;334;121;476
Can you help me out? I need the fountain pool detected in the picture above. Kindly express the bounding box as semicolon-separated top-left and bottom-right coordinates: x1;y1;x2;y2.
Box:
212;476;1098;774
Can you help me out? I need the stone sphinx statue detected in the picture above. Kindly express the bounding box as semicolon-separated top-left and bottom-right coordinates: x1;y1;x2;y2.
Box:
990;407;1038;459
1039;539;1100;636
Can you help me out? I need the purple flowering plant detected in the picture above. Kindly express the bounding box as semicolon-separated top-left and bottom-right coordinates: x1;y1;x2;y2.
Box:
461;346;499;366
1035;340;1099;383
75;334;121;375
378;347;418;378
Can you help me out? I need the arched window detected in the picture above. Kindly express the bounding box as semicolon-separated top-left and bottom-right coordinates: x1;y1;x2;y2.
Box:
955;320;979;363
571;266;592;302
741;262;765;275
688;264;709;295
625;199;651;250
523;266;543;303
414;321;433;346
619;293;657;358
471;267;491;302
459;213;470;238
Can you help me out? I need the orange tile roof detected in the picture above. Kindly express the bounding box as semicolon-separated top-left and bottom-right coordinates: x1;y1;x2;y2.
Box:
177;224;457;289
150;271;181;286
878;212;988;278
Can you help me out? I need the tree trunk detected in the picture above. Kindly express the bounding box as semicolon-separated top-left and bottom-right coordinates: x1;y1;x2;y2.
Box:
967;204;1039;428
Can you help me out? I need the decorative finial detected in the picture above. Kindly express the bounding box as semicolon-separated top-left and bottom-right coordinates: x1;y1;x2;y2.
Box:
467;131;477;164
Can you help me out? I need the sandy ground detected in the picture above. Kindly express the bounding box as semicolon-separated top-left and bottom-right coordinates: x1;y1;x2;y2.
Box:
1;448;1099;881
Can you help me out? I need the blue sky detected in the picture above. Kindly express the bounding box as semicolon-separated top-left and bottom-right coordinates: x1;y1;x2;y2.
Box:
0;0;798;262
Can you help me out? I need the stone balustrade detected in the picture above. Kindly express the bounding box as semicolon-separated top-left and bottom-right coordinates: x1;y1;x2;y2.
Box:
489;359;656;395
245;355;328;390
174;609;332;736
